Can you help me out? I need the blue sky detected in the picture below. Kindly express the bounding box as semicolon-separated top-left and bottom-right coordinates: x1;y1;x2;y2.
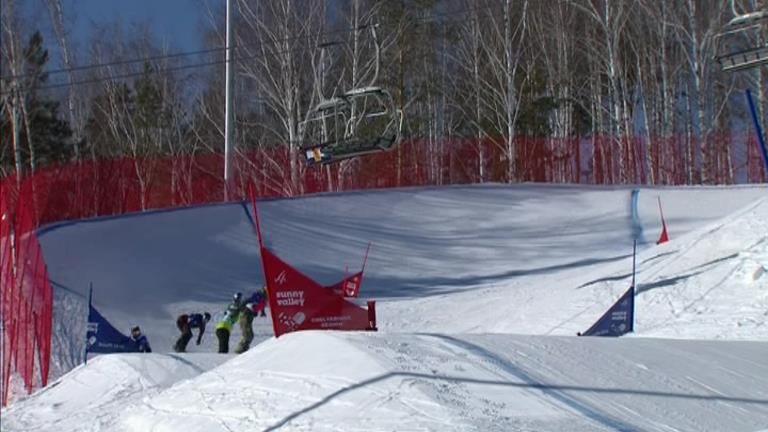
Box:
14;0;223;97
67;0;210;53
22;0;215;66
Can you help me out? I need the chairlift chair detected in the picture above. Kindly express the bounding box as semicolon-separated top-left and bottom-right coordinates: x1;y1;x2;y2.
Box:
299;24;404;166
715;7;768;72
301;87;403;165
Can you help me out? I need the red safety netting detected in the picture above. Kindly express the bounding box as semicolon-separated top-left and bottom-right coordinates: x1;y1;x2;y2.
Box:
3;138;587;228
1;178;14;406
1;177;54;406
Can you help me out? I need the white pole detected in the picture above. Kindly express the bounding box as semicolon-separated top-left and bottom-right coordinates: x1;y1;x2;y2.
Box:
224;0;235;199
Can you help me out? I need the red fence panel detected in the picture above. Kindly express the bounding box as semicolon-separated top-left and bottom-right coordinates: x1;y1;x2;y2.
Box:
1;177;54;406
1;178;14;405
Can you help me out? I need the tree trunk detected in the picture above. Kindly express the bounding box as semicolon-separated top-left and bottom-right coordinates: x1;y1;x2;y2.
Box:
46;0;81;161
20;98;36;174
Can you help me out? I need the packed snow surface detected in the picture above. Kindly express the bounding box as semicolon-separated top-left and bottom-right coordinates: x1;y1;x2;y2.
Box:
3;184;768;431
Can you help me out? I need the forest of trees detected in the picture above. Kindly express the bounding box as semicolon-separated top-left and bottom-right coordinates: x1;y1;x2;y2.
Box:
2;0;768;189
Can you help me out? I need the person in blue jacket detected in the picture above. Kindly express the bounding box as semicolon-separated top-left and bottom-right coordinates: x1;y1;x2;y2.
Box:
251;287;268;317
245;288;267;316
173;312;212;352
129;326;152;353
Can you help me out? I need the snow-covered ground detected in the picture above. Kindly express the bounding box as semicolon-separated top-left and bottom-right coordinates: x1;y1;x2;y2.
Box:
2;353;229;431
3;184;768;431
5;332;768;431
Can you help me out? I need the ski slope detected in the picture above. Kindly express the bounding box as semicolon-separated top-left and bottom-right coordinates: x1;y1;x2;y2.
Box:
2;354;229;431
3;184;768;431
5;332;768;431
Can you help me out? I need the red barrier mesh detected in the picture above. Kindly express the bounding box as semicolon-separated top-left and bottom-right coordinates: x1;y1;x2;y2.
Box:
1;176;54;405
1;179;13;405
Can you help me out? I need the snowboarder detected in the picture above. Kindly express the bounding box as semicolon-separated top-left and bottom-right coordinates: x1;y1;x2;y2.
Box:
173;312;212;352
234;288;268;353
215;293;243;354
234;288;270;352
248;285;267;317
234;303;254;354
129;326;152;353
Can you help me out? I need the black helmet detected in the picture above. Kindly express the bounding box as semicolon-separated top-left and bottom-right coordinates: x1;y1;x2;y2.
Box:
130;326;141;334
233;292;243;304
203;312;211;322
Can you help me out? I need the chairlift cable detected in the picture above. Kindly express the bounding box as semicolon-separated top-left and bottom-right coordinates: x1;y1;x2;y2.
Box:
2;4;498;83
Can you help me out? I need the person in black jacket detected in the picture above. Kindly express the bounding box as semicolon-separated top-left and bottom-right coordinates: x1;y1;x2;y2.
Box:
173;312;211;352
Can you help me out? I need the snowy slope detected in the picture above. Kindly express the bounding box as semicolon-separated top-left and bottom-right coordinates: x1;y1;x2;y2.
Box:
36;185;768;354
116;332;767;432
4;183;768;430
390;187;768;339
8;332;767;432
2;353;229;431
615;195;768;340
37;202;274;378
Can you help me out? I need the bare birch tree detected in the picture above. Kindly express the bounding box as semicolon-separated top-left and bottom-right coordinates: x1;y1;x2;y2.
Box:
236;0;326;195
46;0;84;162
1;0;26;181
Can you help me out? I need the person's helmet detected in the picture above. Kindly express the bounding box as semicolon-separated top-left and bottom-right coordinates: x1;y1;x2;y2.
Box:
130;326;141;335
203;312;211;322
233;292;243;304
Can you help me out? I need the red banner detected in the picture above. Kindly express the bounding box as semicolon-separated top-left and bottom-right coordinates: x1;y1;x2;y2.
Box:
261;248;375;337
327;242;369;298
327;271;363;298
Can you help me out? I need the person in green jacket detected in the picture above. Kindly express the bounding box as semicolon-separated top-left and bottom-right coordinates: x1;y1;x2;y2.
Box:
234;304;254;354
215;292;242;353
234;287;267;353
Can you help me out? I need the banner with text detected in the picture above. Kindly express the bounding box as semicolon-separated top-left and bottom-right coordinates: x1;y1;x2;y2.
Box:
261;248;374;337
580;286;635;337
86;302;133;353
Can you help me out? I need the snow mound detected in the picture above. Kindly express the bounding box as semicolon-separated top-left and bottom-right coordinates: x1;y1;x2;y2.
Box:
115;332;768;432
2;353;229;432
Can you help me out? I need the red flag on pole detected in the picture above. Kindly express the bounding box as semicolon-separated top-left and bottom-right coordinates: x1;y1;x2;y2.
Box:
657;196;669;245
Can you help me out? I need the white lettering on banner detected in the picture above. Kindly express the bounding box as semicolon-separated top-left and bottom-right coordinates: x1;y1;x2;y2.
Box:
310;315;352;328
275;270;288;285
611;311;627;320
276;290;304;307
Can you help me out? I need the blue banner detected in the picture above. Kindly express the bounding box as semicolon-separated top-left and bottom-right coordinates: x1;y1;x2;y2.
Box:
580;286;635;337
86;302;133;353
